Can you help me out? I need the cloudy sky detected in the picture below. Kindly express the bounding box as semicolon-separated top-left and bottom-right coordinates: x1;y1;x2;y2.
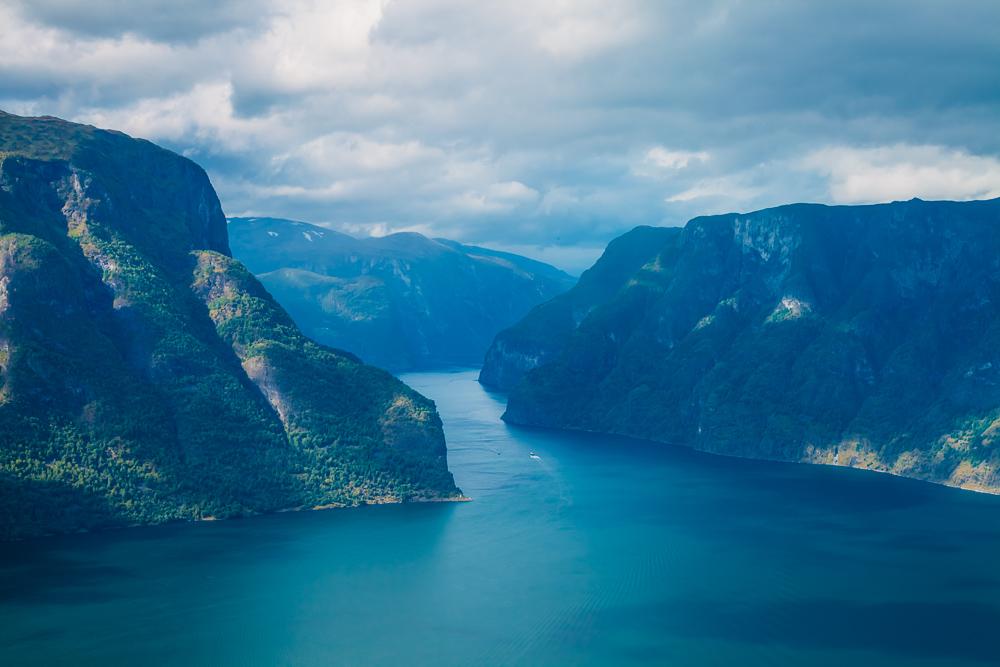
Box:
3;0;999;271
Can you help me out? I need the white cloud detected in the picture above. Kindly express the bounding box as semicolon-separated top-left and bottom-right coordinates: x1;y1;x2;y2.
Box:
538;187;582;215
667;175;760;203
645;146;710;170
285;133;444;172
487;180;540;203
242;0;386;94
530;1;643;60
802;145;1000;204
340;220;436;238
249;180;364;202
449;181;540;213
78;81;284;152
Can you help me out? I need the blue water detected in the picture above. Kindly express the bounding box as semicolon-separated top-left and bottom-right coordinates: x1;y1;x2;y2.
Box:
2;370;1000;666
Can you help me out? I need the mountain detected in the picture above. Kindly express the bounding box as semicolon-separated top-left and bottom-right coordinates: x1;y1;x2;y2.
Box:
0;111;460;540
495;199;1000;493
479;225;679;390
227;216;575;370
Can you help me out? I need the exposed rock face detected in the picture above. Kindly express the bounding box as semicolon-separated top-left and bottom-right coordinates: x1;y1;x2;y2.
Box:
479;339;551;393
0;111;460;539
499;200;1000;493
228;217;576;371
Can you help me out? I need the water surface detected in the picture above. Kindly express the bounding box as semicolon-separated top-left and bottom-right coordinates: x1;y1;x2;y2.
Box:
2;370;1000;666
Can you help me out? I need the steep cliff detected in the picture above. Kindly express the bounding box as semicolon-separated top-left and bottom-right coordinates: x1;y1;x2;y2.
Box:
502;199;1000;493
0;112;460;539
480;226;679;389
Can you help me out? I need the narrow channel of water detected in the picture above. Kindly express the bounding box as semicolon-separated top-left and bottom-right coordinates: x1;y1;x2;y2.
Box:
2;369;999;666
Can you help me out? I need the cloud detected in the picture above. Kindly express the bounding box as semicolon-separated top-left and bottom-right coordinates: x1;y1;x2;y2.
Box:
285;133;445;173
1;0;999;271
530;1;644;60
449;181;540;214
801;145;1000;204
666;176;759;204
77;81;284;152
645;147;710;170
9;0;275;42
242;0;387;94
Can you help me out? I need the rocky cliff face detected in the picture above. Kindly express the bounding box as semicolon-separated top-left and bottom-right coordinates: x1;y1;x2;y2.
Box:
0;112;460;539
228;217;576;370
500;200;1000;493
479;338;553;394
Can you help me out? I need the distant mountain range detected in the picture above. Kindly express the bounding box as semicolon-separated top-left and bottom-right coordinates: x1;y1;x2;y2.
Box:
484;199;1000;494
0;111;460;539
228;217;575;370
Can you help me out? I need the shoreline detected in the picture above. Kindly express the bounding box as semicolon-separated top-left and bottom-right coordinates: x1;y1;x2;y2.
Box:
501;416;1000;497
5;493;473;544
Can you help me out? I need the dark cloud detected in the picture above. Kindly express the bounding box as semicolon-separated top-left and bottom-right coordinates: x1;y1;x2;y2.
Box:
1;0;999;272
11;0;275;42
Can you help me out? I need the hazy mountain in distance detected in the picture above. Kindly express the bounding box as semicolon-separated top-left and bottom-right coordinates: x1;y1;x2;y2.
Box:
228;216;576;371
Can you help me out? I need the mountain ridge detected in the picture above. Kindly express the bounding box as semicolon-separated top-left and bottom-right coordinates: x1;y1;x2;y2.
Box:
228;216;576;370
491;198;1000;493
0;111;460;539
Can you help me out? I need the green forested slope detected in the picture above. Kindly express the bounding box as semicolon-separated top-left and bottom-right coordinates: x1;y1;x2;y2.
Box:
479;226;679;389
0;112;459;539
501;200;1000;493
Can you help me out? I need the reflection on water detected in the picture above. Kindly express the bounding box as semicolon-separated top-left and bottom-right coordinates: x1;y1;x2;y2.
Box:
2;369;1000;666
